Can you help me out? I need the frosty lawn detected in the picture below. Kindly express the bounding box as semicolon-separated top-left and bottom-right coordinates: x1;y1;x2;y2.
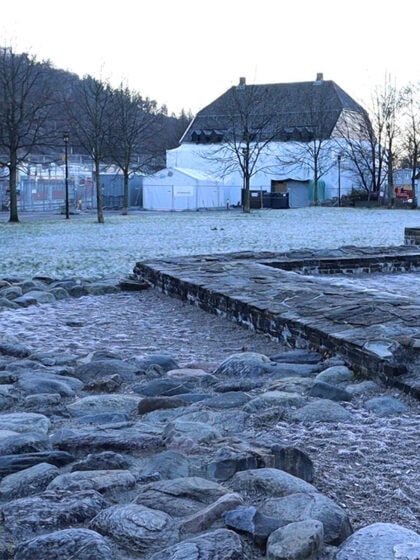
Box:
0;207;418;279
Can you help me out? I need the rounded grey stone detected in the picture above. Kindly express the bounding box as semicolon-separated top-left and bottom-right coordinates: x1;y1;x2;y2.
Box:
231;468;316;498
91;504;179;554
67;394;141;417
48;469;136;493
14;528;113;560
315;366;353;385
0;286;23;300
309;381;352;402
2;489;109;537
140;450;190;480
345;380;381;396
267;519;324;560
335;522;420;560
0;462;59;500
0;413;50;434
244;391;305;412
134;378;193;397
134;476;228;516
290;399;353;423
17;375;76;397
13;292;51;307
214;352;272;377
148;528;243;560
134;354;180;373
203;391;251;409
48;286;70;299
261;491;352;545
0;432;51;455
75;358;140;383
365;396;409;417
163;420;221;445
71;451;131;472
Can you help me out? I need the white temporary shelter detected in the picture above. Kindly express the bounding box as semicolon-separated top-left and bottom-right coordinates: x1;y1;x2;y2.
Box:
142;167;239;211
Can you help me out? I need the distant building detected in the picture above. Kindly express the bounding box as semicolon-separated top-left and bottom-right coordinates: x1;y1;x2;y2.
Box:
144;74;368;210
393;168;419;205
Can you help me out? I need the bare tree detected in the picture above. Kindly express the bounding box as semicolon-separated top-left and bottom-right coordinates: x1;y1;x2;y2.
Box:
200;80;282;213
107;85;160;215
66;75;113;223
335;108;386;199
401;83;420;206
276;89;336;206
0;47;56;222
336;76;403;202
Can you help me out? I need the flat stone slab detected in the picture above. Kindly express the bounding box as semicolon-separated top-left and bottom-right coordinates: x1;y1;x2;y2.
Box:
134;246;420;397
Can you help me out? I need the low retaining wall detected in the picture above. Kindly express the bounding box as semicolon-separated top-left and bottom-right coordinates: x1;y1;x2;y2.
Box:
405;227;420;245
134;246;420;398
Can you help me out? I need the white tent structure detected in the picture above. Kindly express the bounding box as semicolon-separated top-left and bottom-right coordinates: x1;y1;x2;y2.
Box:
142;167;240;211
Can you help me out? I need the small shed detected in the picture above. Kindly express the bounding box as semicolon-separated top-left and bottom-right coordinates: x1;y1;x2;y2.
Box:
143;168;232;211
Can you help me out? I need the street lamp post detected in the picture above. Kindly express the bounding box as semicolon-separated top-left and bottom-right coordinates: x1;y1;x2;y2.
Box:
242;147;250;212
63;131;69;219
337;154;342;207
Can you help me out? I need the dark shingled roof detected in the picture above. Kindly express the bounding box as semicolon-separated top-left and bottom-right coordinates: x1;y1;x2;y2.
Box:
182;79;365;144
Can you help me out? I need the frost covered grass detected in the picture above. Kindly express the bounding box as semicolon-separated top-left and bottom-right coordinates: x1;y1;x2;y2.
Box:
0;207;418;279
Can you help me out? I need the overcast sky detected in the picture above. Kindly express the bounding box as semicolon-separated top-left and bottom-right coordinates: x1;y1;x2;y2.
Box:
2;0;418;115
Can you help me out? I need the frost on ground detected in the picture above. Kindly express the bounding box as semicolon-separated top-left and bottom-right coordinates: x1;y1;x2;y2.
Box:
0;290;418;542
0;207;418;279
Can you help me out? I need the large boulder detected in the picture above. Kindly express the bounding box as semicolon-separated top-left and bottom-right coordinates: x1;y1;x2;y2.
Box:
134;477;229;516
261;492;352;545
91;504;179;554
1;489;109;537
231;468;316;498
0;462;59;500
14;528;113;560
335;523;420;560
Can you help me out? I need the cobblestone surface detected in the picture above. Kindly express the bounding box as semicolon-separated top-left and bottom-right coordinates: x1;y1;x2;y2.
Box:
1;287;419;546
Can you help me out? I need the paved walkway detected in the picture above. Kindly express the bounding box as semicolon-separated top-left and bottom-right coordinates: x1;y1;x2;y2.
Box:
134;245;420;397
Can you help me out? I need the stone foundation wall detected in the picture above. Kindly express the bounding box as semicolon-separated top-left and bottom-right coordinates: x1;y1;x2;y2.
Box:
134;246;420;398
266;254;420;275
405;227;420;245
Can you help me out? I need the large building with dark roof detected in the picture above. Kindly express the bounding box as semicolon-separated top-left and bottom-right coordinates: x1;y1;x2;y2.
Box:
181;74;365;145
143;75;367;210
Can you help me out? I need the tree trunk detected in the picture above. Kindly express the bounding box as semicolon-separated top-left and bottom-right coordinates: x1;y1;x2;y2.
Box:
313;159;319;206
121;169;129;215
387;148;394;204
8;155;19;223
411;151;418;209
95;160;105;224
243;174;250;213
